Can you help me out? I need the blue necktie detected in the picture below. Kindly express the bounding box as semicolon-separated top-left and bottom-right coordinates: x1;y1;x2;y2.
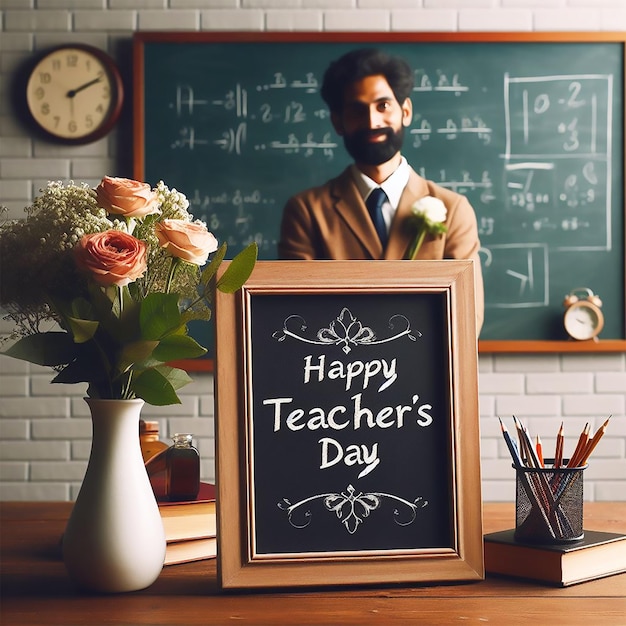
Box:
366;188;388;247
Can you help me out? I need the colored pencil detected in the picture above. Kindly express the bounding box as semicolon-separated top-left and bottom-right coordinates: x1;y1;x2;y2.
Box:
553;422;564;469
513;416;541;469
566;423;590;468
498;417;523;467
498;417;558;538
579;416;611;466
536;434;544;467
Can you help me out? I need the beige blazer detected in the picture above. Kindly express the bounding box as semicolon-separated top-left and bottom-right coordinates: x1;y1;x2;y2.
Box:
278;166;484;332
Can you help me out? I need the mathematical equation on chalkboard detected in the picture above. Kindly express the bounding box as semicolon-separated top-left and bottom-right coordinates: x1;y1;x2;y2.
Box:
138;36;625;343
146;60;616;315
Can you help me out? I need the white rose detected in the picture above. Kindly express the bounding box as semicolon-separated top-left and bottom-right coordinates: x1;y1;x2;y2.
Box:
412;196;447;223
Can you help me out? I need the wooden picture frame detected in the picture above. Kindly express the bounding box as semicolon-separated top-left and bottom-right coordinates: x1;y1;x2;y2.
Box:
214;260;483;590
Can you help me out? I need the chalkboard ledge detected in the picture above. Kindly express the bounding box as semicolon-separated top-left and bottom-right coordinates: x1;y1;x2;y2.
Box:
479;340;626;353
168;359;213;372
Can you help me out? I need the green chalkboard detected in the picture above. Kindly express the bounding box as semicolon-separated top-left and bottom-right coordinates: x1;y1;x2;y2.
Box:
133;32;625;351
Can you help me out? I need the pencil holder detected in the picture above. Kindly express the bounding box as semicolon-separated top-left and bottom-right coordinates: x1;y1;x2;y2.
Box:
513;460;587;544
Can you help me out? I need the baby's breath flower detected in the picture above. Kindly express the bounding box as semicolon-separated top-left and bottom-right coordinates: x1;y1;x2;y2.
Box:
1;176;256;406
1;179;209;333
0;183;113;325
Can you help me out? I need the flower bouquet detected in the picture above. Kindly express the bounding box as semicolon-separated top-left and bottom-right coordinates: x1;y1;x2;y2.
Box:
0;177;257;406
404;196;448;260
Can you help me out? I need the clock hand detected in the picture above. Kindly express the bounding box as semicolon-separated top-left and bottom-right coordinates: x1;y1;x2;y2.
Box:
66;74;103;98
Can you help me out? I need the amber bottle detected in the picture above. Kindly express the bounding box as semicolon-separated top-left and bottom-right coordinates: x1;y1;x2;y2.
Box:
165;433;200;501
139;420;169;464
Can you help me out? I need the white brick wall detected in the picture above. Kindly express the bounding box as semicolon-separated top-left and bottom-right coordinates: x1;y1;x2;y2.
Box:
0;1;624;502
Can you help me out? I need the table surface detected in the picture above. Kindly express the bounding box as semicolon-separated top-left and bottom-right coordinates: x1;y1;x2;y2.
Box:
1;501;625;626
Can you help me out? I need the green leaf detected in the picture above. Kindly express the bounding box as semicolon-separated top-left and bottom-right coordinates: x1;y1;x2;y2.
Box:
52;360;92;384
200;242;227;287
216;242;257;293
52;365;87;385
2;333;77;367
132;366;192;406
140;292;182;340
67;316;99;343
85;283;140;343
117;339;160;374
152;334;207;362
50;342;109;385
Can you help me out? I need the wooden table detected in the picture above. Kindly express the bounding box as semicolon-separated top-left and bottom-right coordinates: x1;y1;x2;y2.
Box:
1;502;625;625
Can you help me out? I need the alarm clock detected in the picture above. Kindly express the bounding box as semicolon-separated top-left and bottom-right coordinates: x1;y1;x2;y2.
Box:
25;44;124;144
562;288;604;341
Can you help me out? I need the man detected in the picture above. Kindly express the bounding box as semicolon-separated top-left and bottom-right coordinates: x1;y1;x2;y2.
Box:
278;48;484;332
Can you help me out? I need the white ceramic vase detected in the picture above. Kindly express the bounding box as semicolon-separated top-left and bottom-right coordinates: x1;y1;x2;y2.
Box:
62;398;166;593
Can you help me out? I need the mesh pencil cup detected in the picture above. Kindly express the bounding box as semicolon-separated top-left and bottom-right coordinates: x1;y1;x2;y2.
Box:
513;460;587;544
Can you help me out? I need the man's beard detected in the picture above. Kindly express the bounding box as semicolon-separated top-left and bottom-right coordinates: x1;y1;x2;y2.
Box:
342;127;404;166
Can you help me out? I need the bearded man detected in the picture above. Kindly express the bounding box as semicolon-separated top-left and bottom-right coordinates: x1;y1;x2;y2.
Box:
278;48;484;331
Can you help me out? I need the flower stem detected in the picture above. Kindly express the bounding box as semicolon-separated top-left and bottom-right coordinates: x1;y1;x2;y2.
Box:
120;371;134;399
165;258;180;294
406;229;427;261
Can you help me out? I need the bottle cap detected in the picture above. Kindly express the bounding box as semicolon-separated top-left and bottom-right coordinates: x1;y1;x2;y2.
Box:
140;420;160;435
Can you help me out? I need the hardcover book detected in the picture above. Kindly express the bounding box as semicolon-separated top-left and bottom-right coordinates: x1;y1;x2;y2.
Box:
158;482;216;543
164;536;217;566
484;529;626;587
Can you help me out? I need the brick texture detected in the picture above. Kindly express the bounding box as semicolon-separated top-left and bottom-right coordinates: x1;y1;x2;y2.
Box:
0;2;624;502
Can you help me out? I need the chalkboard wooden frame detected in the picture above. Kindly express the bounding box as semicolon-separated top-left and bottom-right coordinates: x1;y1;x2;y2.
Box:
214;260;483;589
133;31;626;359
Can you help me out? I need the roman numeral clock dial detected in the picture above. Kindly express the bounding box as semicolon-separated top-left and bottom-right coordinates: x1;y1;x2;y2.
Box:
25;44;123;144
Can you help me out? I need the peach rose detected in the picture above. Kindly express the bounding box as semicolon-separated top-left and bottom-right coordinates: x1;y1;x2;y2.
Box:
75;231;148;287
155;219;218;266
96;176;160;219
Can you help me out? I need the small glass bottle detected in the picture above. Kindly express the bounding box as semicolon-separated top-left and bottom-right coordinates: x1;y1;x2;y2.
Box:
165;433;200;502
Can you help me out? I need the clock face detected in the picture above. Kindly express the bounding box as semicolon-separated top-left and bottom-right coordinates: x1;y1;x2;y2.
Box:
563;301;604;341
26;45;123;143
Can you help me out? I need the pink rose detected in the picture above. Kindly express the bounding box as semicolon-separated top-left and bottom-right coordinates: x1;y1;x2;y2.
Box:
96;176;160;219
75;231;148;287
155;219;218;266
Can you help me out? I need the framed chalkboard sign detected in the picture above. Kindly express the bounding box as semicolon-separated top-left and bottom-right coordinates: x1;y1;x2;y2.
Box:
214;260;483;589
133;31;626;357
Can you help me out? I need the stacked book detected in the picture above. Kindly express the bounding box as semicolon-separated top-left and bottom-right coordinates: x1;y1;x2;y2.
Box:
157;482;217;566
484;529;626;586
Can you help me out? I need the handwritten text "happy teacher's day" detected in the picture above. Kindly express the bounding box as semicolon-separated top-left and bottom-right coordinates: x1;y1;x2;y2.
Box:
262;355;434;479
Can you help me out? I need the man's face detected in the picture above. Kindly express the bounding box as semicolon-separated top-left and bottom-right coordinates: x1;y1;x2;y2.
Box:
331;75;413;166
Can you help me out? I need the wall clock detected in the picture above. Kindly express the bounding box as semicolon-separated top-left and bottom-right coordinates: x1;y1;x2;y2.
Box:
25;44;124;144
562;288;604;341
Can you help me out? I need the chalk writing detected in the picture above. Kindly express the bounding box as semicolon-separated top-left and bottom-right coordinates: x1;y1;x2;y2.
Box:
141;38;624;341
258;301;435;533
165;69;614;315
